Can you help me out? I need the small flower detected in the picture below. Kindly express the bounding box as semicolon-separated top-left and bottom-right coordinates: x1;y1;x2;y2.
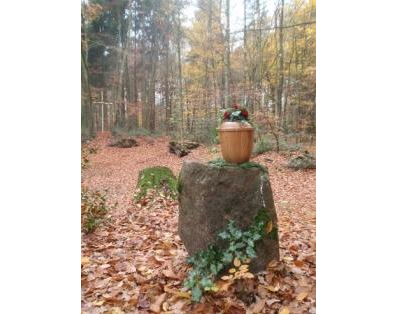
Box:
241;109;248;119
224;111;231;119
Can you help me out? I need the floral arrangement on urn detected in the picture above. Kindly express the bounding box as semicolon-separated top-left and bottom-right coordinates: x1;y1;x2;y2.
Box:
223;104;249;122
218;104;254;164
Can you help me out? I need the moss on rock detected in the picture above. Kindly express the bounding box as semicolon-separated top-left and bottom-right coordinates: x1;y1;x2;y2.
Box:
208;158;268;174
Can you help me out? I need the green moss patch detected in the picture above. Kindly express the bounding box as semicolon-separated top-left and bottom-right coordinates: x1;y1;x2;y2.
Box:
135;166;177;200
208;158;268;174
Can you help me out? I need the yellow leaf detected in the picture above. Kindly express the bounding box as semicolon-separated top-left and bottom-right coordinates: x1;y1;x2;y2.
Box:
217;280;233;291
283;256;294;262
279;307;290;314
137;265;146;272
210;286;219;292
81;257;90;265
233;257;241;267
175;291;191;299
243;272;255;279
266;220;273;233
297;291;309;301
239;264;249;271
107;307;124;314
162;301;169;311
229;268;236;273
221;275;232;281
265;284;280;292
92;300;104;306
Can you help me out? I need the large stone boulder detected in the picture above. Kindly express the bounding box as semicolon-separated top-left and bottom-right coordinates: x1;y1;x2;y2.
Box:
178;160;279;273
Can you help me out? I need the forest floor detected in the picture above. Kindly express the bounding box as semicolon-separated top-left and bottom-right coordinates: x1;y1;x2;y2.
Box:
81;132;316;314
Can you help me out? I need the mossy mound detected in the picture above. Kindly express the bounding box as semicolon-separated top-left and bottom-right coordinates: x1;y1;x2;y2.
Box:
288;153;316;170
135;166;177;200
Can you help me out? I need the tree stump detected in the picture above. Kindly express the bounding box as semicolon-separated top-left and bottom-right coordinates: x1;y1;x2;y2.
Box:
109;137;138;148
168;141;199;157
288;152;316;169
178;161;280;273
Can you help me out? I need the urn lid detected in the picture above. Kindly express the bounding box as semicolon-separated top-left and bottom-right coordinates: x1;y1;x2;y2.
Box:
218;121;254;132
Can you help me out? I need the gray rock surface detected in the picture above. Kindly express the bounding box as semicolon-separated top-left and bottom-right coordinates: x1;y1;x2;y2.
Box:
178;161;279;273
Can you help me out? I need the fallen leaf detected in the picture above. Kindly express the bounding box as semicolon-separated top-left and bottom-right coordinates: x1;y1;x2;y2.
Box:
239;264;249;271
265;284;280;292
81;256;90;265
233;257;241;267
229;268;236;273
162;301;169;311
221;275;232;281
137;265;146;272
266;298;281;305
172;299;188;311
175;291;190;299
251;298;266;313
279;307;290;314
297;291;309;301
163;269;181;280
266;220;273;233
257;285;268;298
92;300;105;306
100;264;111;269
192;302;213;314
105;307;124;314
217;280;233;292
267;260;278;268
294;260;304;267
150;293;167;313
225;301;245;314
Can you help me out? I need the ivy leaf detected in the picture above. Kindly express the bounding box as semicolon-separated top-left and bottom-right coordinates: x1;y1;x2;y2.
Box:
210;264;217;274
234;242;245;249
218;231;229;240
222;252;233;264
246;238;255;246
251;233;262;241
246;246;257;258
200;277;213;289
191;286;202;302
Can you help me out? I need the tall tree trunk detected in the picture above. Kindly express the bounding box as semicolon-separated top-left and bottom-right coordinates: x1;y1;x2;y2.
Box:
81;9;95;137
177;7;184;141
133;11;139;129
224;0;231;108
165;40;171;134
81;52;95;137
276;0;285;120
243;0;247;105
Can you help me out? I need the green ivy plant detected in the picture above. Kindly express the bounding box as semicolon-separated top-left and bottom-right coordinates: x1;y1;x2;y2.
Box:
184;208;277;302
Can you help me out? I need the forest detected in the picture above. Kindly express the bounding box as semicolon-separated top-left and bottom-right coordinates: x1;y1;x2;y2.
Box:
81;0;316;313
81;0;315;146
